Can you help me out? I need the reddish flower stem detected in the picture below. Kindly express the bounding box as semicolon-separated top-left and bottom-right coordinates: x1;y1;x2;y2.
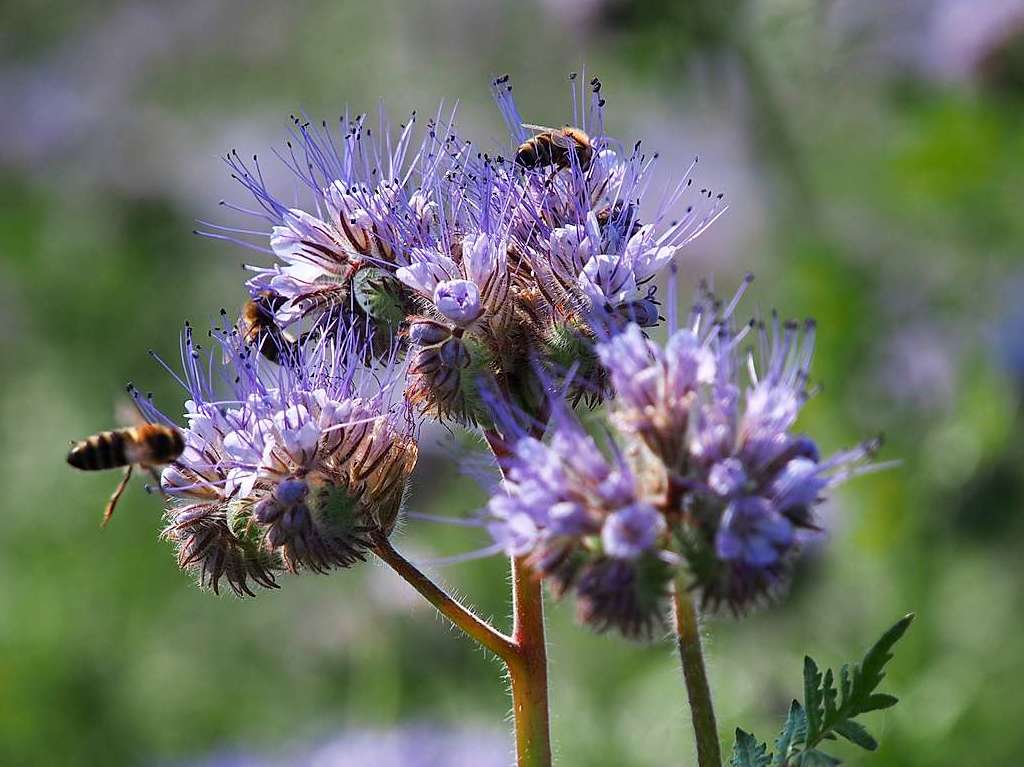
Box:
371;534;516;660
507;554;552;767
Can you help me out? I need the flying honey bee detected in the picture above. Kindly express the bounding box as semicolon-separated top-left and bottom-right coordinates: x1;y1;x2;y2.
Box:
515;124;593;172
67;423;185;526
239;291;299;364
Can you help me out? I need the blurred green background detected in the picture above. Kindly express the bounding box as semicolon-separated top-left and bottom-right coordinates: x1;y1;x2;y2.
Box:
2;1;1023;765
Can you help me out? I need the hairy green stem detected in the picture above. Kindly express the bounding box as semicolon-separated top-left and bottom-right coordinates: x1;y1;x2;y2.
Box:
372;535;516;660
672;577;722;767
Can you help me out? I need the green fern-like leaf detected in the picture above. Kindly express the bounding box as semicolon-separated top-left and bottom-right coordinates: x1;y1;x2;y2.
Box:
731;729;771;767
803;656;823;744
792;613;914;764
771;701;807;766
791;750;841;767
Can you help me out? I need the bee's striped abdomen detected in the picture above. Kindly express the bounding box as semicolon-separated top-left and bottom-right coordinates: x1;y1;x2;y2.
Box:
67;424;184;471
67;430;128;471
137;423;185;463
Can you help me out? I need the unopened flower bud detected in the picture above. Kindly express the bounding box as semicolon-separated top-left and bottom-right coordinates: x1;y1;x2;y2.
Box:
434;279;483;326
252;497;283;524
574;556;673;640
408;318;452;347
275;478;309;506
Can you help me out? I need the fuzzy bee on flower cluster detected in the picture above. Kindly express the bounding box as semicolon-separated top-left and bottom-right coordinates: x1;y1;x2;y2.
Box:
515;124;593;172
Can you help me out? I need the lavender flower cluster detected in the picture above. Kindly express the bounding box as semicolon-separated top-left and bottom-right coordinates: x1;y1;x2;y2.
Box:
136;323;416;594
487;283;879;636
141;75;876;632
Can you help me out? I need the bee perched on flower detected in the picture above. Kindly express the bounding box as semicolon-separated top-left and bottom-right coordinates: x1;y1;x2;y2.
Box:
484;278;883;636
132;321;418;596
204;109;457;344
481;74;728;405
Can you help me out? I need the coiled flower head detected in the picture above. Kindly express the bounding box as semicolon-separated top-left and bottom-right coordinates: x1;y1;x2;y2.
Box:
484;278;884;634
204;108;457;337
134;321;418;595
484;399;673;640
486;74;727;403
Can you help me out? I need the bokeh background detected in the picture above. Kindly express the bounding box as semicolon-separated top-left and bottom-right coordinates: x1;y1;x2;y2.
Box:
2;1;1023;765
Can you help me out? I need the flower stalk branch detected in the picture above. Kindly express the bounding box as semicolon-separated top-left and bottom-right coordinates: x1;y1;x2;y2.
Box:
371;534;516;660
372;534;552;767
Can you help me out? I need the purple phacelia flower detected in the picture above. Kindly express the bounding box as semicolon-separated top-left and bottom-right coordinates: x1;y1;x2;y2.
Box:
201;107;461;330
714;496;794;567
483;277;884;629
134;320;419;595
398;167;526;422
488;74;726;336
396;229;509;328
596;319;717;460
483;402;673;639
596;279;883;612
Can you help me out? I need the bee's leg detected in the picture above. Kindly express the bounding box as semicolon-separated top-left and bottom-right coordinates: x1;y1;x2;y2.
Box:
102;464;133;528
146;465;162;487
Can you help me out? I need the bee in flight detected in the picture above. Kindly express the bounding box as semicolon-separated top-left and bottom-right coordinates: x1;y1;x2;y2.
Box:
67;423;185;526
515;124;593;172
239;291;299;364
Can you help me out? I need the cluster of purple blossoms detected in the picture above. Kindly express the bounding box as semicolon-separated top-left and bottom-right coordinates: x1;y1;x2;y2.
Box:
206;75;725;423
134;321;417;596
173;75;879;628
485;280;881;636
486;401;673;638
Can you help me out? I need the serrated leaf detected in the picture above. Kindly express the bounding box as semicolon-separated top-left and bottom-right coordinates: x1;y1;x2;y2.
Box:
860;693;899;712
833;719;878;751
850;613;914;709
793;749;841;767
803;656;823;743
792;614;913;759
822;668;838;722
731;729;771;767
839;664;851;704
771;701;806;767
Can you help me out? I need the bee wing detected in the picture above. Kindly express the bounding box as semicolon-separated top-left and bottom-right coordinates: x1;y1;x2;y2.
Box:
548;133;579;150
521;122;567;137
115;395;147;428
521;124;579;150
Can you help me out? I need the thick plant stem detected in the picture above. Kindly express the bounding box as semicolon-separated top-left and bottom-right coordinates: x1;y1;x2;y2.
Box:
507;555;552;767
672;578;722;767
372;535;516;660
484;427;553;767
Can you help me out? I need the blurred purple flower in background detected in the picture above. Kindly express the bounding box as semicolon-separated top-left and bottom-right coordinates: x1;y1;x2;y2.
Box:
175;723;510;767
